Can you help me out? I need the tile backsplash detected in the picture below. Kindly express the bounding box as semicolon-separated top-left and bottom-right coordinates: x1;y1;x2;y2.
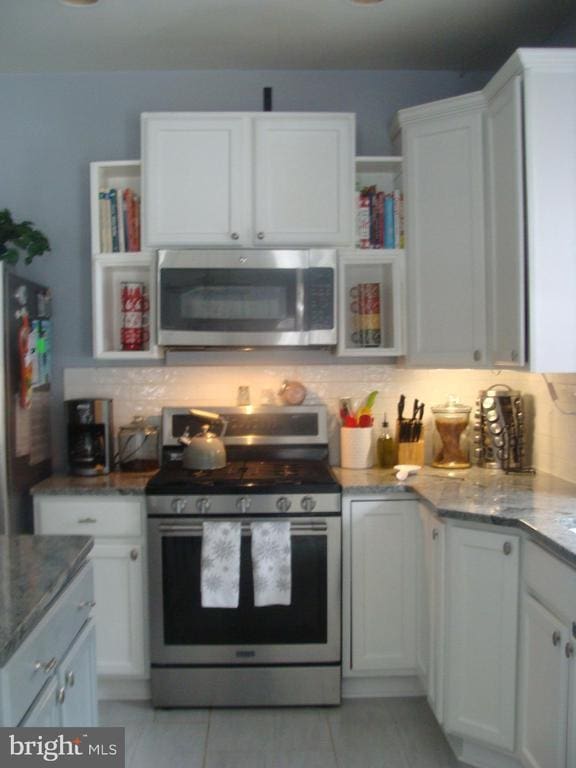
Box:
64;365;576;484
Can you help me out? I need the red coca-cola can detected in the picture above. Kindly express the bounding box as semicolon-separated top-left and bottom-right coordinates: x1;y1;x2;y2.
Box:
121;326;144;351
121;282;144;312
121;282;144;351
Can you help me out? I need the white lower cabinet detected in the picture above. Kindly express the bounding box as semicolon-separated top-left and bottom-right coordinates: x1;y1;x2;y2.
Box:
21;621;98;727
34;496;148;683
343;496;418;677
417;503;445;724
444;525;519;752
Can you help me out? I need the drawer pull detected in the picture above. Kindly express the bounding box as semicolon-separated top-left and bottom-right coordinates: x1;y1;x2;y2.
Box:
65;671;75;688
78;600;96;610
432;528;439;540
77;517;97;524
35;657;57;674
566;642;574;659
130;548;139;561
503;541;512;556
552;631;562;647
56;686;66;704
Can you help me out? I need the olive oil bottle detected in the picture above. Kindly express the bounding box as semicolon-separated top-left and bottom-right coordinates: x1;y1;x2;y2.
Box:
376;415;396;468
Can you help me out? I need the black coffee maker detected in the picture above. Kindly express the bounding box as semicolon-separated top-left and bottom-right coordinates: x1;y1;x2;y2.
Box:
67;399;113;476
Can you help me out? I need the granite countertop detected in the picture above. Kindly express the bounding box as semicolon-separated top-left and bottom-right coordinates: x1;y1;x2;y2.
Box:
335;465;576;566
31;471;154;495
0;535;94;667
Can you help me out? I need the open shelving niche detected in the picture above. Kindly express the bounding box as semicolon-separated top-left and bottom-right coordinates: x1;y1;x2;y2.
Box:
90;160;162;360
337;156;405;357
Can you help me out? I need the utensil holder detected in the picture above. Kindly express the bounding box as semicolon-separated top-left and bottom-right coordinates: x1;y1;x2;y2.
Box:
340;427;374;469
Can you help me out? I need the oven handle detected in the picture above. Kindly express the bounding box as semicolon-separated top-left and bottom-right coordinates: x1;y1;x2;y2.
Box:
156;521;328;535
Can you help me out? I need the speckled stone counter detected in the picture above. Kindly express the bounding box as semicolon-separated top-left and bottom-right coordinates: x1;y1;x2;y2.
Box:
31;471;154;496
334;465;576;567
0;535;93;666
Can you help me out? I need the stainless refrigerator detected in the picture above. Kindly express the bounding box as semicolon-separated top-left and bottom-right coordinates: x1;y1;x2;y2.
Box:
0;263;52;535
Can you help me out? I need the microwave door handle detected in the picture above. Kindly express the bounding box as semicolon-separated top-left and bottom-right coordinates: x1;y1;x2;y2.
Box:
295;269;306;332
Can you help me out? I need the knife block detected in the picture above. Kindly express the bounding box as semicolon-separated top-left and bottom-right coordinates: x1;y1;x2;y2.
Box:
396;421;425;466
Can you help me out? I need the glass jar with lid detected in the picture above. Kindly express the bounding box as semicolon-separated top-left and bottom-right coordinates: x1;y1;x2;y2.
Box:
431;396;471;469
118;416;159;472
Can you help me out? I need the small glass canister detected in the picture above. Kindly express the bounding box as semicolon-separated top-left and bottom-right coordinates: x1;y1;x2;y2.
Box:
431;396;471;469
118;416;159;472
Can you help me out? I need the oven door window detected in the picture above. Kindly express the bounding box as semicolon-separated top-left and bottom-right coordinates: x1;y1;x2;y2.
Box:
160;268;301;333
161;533;327;645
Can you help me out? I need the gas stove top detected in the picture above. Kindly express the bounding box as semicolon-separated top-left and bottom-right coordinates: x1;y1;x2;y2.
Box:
146;459;340;495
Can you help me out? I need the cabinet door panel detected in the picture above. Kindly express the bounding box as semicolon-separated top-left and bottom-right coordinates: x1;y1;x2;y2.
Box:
403;101;486;366
445;526;518;750
142;115;248;246
518;594;568;768
20;678;59;727
350;499;417;672
254;116;354;245
92;543;146;677
60;621;98;727
485;75;526;367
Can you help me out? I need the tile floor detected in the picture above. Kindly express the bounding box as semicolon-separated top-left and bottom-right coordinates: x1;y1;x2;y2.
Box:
99;697;465;768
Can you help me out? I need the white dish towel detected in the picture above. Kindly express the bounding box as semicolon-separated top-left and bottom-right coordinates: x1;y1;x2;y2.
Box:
201;521;241;608
251;521;292;607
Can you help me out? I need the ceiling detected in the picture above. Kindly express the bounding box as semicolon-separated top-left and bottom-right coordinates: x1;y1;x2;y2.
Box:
0;0;573;75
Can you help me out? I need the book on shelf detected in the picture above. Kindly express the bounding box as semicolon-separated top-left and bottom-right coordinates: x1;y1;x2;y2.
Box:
356;185;404;250
98;185;141;253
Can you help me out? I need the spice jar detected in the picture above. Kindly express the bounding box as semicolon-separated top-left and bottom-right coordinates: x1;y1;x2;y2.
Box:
118;416;159;472
431;396;471;469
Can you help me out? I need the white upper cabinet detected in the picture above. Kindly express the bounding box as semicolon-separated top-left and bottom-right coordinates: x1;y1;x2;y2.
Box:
142;114;249;247
141;112;355;248
398;93;487;367
484;49;576;372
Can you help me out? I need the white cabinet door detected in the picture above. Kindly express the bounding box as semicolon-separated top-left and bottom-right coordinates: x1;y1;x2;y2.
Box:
349;499;417;672
400;94;487;367
253;115;354;245
518;593;569;768
417;505;445;724
59;621;98;728
485;75;526;368
19;677;60;727
92;543;146;678
445;526;519;750
142;113;249;246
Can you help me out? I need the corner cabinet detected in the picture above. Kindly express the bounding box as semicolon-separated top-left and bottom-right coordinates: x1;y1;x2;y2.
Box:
141;112;355;248
90;160;162;360
398;92;487;367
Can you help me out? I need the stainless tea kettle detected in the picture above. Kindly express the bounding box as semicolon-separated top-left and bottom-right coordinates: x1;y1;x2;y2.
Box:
179;409;227;470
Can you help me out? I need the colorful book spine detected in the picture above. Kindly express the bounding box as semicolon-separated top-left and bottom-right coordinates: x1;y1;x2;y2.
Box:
98;189;112;253
109;188;120;252
384;193;395;249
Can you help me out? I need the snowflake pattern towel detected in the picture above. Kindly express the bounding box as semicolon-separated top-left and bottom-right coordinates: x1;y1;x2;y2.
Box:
251;521;292;607
201;521;241;608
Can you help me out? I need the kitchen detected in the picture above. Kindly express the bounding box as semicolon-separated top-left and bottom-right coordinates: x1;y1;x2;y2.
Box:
1;1;576;767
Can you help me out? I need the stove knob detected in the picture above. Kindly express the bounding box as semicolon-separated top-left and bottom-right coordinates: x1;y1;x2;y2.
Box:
171;497;187;515
236;496;251;514
276;496;291;513
301;496;316;513
195;497;211;514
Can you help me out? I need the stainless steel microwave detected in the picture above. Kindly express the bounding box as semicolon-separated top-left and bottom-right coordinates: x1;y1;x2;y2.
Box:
157;249;337;347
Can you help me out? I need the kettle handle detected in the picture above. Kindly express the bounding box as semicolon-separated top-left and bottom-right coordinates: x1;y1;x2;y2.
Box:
188;409;227;438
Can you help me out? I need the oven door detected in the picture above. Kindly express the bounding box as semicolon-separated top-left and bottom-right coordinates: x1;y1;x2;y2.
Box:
148;515;341;665
157;249;336;347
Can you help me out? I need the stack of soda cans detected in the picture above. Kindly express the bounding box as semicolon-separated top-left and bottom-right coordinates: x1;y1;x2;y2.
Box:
121;282;149;351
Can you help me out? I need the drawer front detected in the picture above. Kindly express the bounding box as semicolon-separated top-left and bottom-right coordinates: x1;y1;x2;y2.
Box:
36;497;143;537
4;563;95;727
524;540;576;621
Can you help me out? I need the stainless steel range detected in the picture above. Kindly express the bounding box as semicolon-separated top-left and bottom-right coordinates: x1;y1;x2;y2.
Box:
146;405;341;707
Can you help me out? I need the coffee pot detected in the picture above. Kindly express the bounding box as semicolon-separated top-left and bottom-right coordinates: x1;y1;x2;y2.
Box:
179;409;227;470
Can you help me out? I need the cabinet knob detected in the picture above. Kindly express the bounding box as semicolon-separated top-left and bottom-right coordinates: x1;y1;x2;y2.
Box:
35;657;57;674
257;232;265;240
56;686;66;705
130;548;139;561
552;630;562;647
432;528;439;540
77;517;97;524
473;350;482;362
503;541;512;556
230;232;240;240
77;600;96;610
566;642;574;659
65;670;76;688
510;350;519;362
